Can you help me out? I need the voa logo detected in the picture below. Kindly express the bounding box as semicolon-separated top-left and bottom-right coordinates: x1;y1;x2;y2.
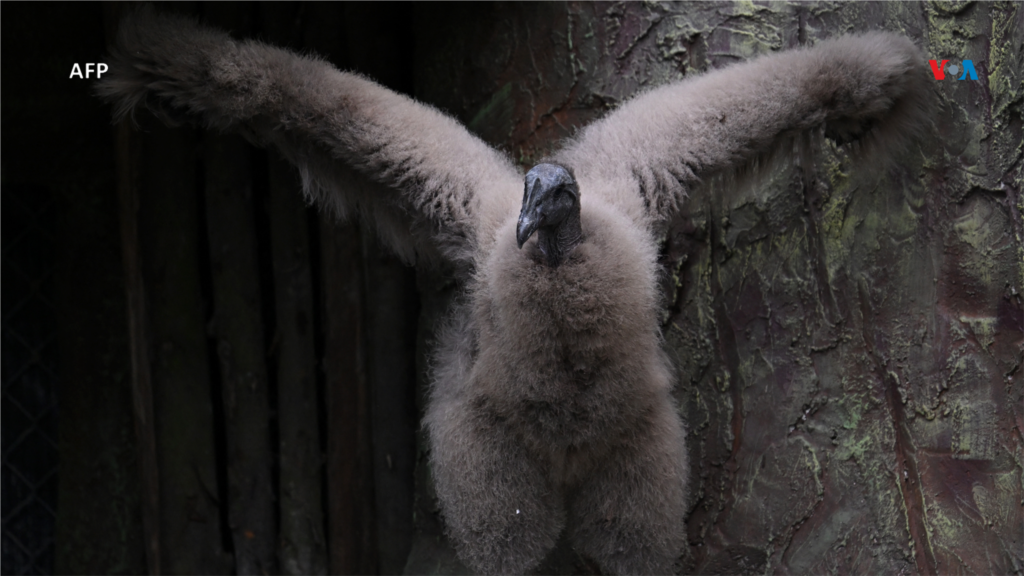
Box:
929;59;979;80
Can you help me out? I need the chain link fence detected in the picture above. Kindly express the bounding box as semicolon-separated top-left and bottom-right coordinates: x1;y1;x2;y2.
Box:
2;183;59;575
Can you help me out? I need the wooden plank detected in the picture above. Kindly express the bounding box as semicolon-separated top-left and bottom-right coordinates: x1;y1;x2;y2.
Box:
267;151;328;575
199;5;277;573
104;3;160;573
341;6;419;571
320;216;378;576
302;5;378;573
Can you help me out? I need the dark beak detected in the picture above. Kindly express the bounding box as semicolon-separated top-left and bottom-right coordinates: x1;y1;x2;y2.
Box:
516;212;540;249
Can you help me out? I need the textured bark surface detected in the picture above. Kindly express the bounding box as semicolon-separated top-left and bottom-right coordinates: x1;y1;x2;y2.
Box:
411;2;1023;574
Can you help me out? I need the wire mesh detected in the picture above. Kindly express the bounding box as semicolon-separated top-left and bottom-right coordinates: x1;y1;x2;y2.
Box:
2;184;59;575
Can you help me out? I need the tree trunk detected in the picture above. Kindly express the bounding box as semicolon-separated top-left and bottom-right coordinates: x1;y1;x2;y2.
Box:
410;2;1023;574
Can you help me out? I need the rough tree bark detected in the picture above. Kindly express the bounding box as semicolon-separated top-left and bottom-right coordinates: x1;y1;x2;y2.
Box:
409;2;1023;574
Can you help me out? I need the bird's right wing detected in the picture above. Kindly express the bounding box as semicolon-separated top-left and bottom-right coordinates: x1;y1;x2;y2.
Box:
97;8;522;265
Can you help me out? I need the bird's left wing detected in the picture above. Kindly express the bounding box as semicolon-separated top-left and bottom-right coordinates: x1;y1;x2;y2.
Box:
97;8;522;265
555;32;932;228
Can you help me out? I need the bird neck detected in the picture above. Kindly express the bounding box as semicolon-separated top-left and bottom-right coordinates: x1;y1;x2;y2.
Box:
537;207;582;267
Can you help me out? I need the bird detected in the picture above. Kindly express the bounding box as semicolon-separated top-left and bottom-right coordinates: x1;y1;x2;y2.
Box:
97;8;930;574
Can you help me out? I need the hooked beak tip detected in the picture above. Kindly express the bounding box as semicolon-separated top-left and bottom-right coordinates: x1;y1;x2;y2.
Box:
516;217;537;249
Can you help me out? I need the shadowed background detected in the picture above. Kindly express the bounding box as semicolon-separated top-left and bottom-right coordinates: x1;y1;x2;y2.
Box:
1;2;1020;575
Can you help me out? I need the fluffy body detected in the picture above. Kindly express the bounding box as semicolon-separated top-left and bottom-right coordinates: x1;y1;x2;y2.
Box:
98;10;929;574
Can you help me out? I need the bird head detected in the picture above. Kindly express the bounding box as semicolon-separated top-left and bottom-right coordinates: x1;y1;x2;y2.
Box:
516;163;580;249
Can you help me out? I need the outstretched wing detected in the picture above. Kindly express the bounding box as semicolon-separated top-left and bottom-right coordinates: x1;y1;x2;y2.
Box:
555;32;931;226
97;8;522;265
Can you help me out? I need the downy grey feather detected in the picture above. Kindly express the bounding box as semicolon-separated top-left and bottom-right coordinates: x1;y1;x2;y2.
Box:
97;9;930;574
